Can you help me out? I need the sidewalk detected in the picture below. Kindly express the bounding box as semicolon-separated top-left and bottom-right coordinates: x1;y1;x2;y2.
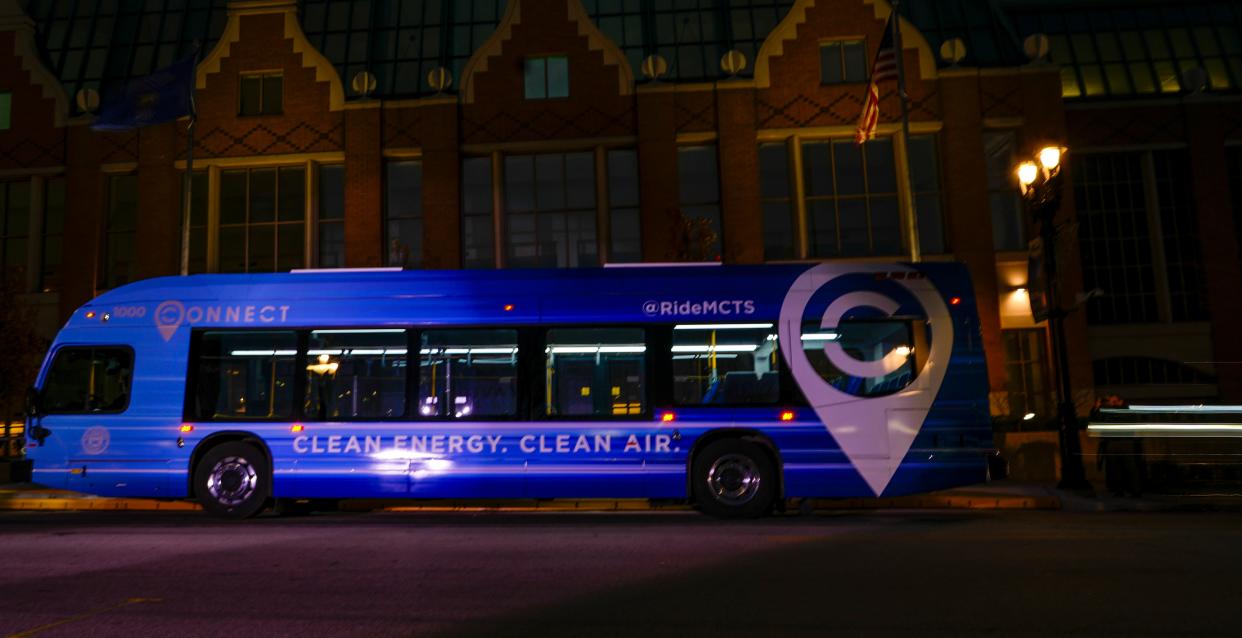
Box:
4;480;1241;514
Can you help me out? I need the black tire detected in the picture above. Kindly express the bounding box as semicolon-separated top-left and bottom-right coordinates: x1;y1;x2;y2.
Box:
692;438;777;518
194;441;271;519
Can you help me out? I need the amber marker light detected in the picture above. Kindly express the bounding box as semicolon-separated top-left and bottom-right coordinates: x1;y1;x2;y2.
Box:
661;412;676;423
503;304;515;312
780;411;796;422
179;424;194;433
85;311;96;319
950;297;962;306
291;424;305;433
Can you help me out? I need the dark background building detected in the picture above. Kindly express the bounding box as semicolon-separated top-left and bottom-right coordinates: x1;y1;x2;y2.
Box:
1;0;1240;450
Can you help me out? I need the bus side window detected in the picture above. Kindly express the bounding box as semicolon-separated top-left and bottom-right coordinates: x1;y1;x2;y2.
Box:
419;329;518;419
42;347;133;414
191;331;297;420
545;328;647;417
801;320;923;397
304;329;408;420
671;324;780;405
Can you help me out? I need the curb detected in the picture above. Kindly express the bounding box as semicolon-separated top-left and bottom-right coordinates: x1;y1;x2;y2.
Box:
0;492;1059;513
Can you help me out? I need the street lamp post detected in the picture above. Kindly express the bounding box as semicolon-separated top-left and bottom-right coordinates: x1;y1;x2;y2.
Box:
1017;147;1091;491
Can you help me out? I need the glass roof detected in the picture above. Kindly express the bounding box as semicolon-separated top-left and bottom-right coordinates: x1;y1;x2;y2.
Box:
16;0;1058;111
1008;2;1242;99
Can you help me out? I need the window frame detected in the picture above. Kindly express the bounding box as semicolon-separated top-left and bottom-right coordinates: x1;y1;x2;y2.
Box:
523;55;570;100
238;72;284;116
40;345;136;415
819;39;869;85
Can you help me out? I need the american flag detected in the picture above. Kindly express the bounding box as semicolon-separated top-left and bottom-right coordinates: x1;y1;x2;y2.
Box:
855;17;898;145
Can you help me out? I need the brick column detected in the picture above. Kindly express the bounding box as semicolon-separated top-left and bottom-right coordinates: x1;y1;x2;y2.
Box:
717;83;762;265
59;123;103;321
419;99;461;269
940;73;1005;392
1185;100;1242;401
136;122;180;279
343;104;382;267
636;85;678;262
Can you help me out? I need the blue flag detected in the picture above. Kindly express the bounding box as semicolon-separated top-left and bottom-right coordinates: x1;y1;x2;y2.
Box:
91;54;196;131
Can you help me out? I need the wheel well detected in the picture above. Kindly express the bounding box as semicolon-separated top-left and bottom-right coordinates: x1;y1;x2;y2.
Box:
187;432;272;497
686;429;784;499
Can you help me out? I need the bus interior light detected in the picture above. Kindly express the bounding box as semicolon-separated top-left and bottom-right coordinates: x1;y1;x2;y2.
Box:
673;323;773;331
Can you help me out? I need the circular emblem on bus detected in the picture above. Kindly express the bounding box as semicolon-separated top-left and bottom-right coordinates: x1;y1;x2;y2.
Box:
154;300;185;341
81;427;110;455
778;264;955;497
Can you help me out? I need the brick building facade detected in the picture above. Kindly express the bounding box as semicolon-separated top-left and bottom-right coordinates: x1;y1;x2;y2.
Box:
1;0;1241;427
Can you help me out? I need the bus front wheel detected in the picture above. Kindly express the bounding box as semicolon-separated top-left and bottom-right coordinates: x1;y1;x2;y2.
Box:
194;442;271;519
692;439;776;518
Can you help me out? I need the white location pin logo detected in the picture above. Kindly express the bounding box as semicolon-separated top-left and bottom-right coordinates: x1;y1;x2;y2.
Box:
779;264;954;496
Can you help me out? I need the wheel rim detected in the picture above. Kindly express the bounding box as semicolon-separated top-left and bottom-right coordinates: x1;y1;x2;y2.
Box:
206;456;258;507
706;453;761;505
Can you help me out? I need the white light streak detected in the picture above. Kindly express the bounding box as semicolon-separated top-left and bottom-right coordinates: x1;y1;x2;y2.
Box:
674;323;773;331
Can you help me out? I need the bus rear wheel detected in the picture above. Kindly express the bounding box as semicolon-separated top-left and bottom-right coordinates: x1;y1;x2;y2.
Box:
194;442;270;519
693;439;776;518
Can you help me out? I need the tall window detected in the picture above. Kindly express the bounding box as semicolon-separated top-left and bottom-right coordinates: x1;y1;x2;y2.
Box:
759;136;943;259
0;181;30;283
318;165;345;269
239;73;283;116
803;139;901;257
219;167;305;273
1001;329;1053;421
820;40;867;85
0;92;11;130
607;149;641;263
1153;152;1206;322
40;177;64;292
385;161;423;268
986;131;1025;251
462;157;494;269
505;153;596;268
908;136;945;255
1075;150;1206;325
678;146;722;261
759;143;795;261
101;175;136;289
181;171;208;274
524;56;569;100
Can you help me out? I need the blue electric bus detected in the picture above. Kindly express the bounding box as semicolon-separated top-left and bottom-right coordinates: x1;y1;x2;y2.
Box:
24;263;993;518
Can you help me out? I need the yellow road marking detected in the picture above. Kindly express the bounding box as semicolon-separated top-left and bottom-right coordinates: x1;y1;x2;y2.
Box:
6;598;162;638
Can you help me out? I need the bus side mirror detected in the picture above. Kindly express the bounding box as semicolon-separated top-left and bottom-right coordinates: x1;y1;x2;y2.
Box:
25;386;41;418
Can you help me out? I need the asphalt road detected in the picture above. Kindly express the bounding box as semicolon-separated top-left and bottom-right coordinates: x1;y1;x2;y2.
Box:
1;509;1240;637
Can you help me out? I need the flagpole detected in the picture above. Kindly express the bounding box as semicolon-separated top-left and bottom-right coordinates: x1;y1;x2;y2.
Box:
891;0;921;262
180;50;199;277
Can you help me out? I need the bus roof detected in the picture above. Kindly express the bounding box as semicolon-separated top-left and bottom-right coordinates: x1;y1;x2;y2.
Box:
67;263;976;336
